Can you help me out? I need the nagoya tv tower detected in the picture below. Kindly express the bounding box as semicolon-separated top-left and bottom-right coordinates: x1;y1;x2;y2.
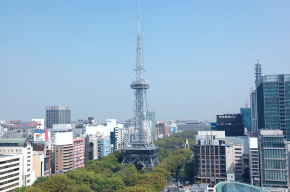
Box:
122;0;160;169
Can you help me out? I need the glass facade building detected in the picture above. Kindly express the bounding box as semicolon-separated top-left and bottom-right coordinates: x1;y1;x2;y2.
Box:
46;106;71;129
258;129;289;189
257;74;290;140
148;111;155;141
240;108;252;132
100;138;111;158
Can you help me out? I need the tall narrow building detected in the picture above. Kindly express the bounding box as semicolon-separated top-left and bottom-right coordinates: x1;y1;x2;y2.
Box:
122;2;159;168
46;106;71;129
251;60;262;133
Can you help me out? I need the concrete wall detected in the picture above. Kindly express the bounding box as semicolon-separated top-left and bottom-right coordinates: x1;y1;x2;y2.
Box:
33;154;44;179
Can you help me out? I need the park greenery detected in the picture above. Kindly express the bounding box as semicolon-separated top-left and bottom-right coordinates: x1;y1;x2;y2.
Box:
15;130;196;192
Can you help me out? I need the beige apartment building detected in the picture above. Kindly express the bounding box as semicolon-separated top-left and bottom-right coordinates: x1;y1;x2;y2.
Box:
54;132;74;174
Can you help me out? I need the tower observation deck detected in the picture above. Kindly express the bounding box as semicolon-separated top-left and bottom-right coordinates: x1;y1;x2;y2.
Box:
121;1;159;169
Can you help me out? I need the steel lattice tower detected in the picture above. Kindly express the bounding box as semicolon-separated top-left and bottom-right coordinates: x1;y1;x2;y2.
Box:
122;1;160;169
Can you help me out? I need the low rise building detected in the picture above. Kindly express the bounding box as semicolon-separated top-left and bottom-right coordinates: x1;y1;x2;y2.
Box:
100;136;111;158
33;144;50;177
225;143;244;180
194;131;227;187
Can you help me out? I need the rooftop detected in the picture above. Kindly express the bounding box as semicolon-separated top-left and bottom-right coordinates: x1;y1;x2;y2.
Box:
0;138;33;147
215;182;269;192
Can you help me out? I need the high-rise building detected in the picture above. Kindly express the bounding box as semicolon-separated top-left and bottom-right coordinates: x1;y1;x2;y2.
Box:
194;131;227;187
251;60;262;133
258;129;289;189
216;114;244;136
148;112;156;141
46;106;71;129
121;3;159;168
257;74;290;140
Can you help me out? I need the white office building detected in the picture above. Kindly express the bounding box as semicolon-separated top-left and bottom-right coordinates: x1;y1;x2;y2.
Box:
0;154;23;191
249;137;260;186
0;138;35;187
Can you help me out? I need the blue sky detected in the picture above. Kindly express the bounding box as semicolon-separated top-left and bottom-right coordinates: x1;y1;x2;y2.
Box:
0;0;290;123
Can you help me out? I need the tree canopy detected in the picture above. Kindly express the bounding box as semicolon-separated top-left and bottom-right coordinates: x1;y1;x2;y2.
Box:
16;130;195;192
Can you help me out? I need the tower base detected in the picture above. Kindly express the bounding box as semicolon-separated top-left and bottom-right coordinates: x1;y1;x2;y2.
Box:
121;146;160;169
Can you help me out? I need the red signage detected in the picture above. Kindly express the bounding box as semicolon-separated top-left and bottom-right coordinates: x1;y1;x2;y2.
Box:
45;129;48;141
20;122;37;128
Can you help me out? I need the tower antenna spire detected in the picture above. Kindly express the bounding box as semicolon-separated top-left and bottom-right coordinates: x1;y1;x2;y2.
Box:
122;0;160;169
138;0;140;32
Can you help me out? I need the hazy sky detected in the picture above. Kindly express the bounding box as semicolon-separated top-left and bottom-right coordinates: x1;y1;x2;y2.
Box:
0;0;290;123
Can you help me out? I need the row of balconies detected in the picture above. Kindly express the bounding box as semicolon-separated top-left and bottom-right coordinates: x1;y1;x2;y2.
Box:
0;163;20;171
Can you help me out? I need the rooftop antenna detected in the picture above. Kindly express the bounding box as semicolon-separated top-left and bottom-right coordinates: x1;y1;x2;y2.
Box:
255;60;262;88
138;0;141;33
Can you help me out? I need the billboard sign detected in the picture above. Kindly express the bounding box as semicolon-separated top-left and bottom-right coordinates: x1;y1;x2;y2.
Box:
34;129;49;141
20;122;37;129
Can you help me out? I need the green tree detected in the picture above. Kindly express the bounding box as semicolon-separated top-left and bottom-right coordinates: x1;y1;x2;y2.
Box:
32;176;50;186
66;168;95;185
37;174;77;192
24;187;44;192
14;186;28;192
73;184;93;192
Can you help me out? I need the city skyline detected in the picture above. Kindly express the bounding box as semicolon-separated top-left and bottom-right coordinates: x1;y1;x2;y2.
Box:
1;0;290;122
